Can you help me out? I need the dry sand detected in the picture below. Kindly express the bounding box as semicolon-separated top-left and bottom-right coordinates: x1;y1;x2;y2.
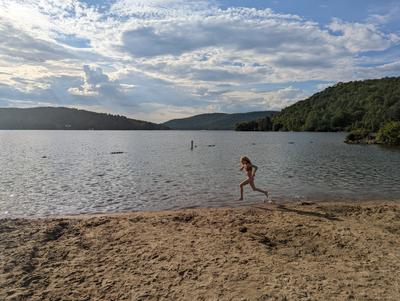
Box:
1;201;400;301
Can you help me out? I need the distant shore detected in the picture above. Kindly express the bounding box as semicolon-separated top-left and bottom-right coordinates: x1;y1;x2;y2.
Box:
1;200;400;300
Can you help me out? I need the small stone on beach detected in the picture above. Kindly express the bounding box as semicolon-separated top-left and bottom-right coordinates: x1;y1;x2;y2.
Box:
239;226;247;233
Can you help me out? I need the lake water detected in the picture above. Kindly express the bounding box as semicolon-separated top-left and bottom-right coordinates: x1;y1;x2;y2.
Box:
0;130;399;218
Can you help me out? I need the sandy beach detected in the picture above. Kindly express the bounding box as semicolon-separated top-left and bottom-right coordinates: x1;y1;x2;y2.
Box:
1;201;400;301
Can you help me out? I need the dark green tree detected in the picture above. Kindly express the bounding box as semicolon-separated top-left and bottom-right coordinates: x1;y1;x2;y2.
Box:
376;121;400;145
235;121;259;131
235;116;273;131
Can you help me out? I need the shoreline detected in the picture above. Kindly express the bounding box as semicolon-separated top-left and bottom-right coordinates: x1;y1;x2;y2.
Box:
1;200;400;300
3;198;400;221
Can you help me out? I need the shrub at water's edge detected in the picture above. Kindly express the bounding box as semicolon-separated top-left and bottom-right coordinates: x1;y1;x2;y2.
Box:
376;121;400;145
345;129;376;144
338;122;400;145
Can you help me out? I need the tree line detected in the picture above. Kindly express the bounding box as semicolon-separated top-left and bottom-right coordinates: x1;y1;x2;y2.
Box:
0;107;167;130
235;77;400;144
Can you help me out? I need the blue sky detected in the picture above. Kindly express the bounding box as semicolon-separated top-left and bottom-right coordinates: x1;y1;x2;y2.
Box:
220;0;400;26
0;0;399;122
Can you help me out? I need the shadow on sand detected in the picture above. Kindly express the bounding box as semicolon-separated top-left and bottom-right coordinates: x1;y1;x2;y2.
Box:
252;204;342;221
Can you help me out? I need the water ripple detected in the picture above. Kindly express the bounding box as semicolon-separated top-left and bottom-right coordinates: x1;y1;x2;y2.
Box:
0;130;399;218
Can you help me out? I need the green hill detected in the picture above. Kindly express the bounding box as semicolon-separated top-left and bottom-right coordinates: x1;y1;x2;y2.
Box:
163;111;277;130
272;77;400;132
0;107;168;130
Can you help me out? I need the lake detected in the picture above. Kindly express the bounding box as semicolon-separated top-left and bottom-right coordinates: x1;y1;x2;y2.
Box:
0;130;399;218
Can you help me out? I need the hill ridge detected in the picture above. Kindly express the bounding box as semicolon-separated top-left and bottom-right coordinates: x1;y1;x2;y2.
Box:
163;111;277;130
271;76;400;132
0;107;167;130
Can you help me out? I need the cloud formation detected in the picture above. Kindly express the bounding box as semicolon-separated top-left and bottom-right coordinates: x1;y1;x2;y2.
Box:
69;65;121;97
328;18;399;52
0;0;399;122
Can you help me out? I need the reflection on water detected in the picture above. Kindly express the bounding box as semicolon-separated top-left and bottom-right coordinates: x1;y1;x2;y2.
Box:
0;130;399;218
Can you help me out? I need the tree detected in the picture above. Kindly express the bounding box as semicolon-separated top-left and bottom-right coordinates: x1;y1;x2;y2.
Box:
303;111;320;131
235;121;258;131
235;116;273;131
257;116;272;131
376;121;400;145
388;101;400;121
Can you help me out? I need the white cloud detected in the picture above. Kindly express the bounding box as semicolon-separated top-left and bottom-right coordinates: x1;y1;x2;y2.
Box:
327;18;399;52
367;4;400;25
218;86;308;112
69;65;117;96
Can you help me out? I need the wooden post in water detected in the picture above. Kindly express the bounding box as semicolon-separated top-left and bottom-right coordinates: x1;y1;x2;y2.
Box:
190;140;194;150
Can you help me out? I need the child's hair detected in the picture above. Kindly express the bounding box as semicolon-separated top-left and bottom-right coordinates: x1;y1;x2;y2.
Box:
240;156;252;165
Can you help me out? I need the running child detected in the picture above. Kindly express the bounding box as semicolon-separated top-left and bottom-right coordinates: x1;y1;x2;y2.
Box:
239;156;269;201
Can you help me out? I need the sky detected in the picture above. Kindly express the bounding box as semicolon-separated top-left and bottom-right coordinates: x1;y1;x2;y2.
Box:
0;0;399;123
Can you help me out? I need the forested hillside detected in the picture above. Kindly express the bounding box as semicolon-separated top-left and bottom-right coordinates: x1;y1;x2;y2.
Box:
163;111;277;130
272;77;400;132
0;107;168;130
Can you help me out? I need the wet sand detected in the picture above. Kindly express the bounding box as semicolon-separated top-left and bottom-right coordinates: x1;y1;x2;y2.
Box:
1;201;400;300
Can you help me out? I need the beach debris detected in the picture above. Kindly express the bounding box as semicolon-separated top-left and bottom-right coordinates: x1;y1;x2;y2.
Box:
128;216;144;223
110;151;124;155
300;201;315;206
42;156;47;158
43;222;69;241
84;218;110;228
249;232;277;248
258;236;277;248
173;213;195;223
190;140;194;150
208;144;216;147
239;226;248;233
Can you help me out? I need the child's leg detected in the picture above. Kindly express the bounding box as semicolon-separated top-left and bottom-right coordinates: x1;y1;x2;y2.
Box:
239;179;249;200
250;181;268;197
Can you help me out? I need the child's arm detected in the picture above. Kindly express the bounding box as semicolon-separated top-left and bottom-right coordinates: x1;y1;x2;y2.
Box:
252;165;258;177
239;164;245;171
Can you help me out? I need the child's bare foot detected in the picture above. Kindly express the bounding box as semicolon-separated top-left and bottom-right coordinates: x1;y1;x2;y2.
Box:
264;192;275;204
